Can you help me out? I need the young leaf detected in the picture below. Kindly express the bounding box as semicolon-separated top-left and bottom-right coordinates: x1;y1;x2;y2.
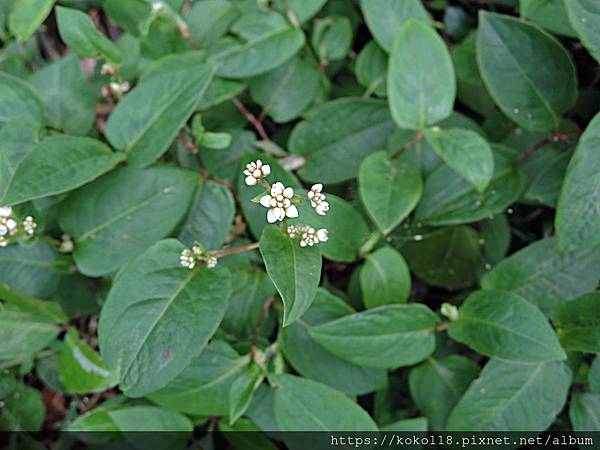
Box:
477;12;577;131
259;225;321;327
358;151;423;235
447;359;571;431
59;166;197;277
272;374;378;431
556;112;600;251
105;58;216;167
423;127;494;192
570;393;600;431
355;40;388;96
0;310;59;360
554;293;600;353
448;290;566;362
388;19;455;130
565;0;600;64
8;0;55;41
1;135;125;206
309;304;438;369
98;239;232;397
360;246;411;308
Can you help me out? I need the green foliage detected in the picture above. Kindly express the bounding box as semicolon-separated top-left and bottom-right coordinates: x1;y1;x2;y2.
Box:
1;0;599;440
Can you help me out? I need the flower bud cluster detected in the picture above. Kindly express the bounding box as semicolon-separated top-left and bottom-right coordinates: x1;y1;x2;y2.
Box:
179;242;217;270
0;207;37;247
287;224;328;248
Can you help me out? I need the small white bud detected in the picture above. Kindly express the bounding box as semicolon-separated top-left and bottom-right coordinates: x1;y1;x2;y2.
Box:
441;303;459;321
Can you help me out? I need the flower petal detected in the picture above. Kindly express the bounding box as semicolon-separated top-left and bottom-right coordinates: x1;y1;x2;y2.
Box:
245;176;258;186
283;187;294;198
286;205;299;218
259;195;272;207
267;208;278;223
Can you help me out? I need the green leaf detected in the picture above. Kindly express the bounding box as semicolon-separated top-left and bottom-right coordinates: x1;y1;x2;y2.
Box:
415;144;526;226
229;364;264;424
358;151;423;235
59;328;118;394
285;0;327;23
0;384;45;431
360;246;410;308
570;393;600;431
400;226;481;290
554;293;600;353
565;0;600;64
0;72;46;127
289;98;396;183
360;0;429;52
481;238;600;316
409;356;480;431
209;11;305;78
381;417;428;432
187;0;239;48
56;6;122;63
423;127;494;192
178;179;235;250
519;0;577;37
98;239;232;397
447;359;571;431
248;56;320;123
105;58;215;167
28;53;96;135
1;135;124;206
477;12;577;131
0;283;66;323
448;290;566;362
59;166;197;277
0;310;59;360
556;112;600;251
280;288;387;396
103;0;153;37
590;355;600;394
388;19;455;130
272;373;378;431
309;303;438;369
149;340;251;416
355;40;388;97
8;0;54;41
312;16;352;62
259;225;321;327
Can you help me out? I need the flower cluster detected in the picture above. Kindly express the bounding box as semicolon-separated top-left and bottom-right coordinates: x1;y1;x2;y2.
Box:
307;184;329;216
0;207;37;247
244;159;271;186
287;224;328;247
179;242;217;270
259;182;298;223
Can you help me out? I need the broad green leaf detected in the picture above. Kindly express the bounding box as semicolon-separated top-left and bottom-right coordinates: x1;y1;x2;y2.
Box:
477;12;577;131
521;142;572;207
0;120;40;201
149;340;251;416
415;144;526;226
28;53;96;135
1;135;124;206
556;112;600;251
285;0;327;23
259;225;321;326
388;19;455;130
273;374;378;431
219;418;278;450
56;6;122;63
590;356;600;393
289;98;396;183
59;166;196;277
381;417;428;432
400;226;481;290
0;283;66;323
355;40;388;97
105;58;216;167
280;288;387;396
0;384;45;431
0;310;58;360
409;356;480;431
178;179;235;250
59;328;118;394
309;304;438;369
566;0;600;64
199;77;246;110
98;239;232;397
312;16;352;62
481;238;600;316
519;0;577;37
187;0;239;48
360;0;429;52
248;56;320;123
360;246;410;308
448;290;566;362
0;72;46;127
423;127;494;192
481;214;511;264
570;393;600;431
0;240;59;299
554;293;600;353
209;11;305;78
290;194;371;262
358;151;422;235
8;0;54;41
229;364;264;424
447;360;571;431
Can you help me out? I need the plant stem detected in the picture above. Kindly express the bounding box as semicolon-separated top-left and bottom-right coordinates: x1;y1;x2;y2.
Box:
209;242;260;257
517;130;581;163
392;131;423;159
232;98;271;142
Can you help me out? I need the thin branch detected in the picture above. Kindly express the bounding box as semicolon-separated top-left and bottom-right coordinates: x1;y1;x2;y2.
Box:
232;98;271;142
209;241;260;257
392;131;423;159
251;296;275;350
517;130;581;163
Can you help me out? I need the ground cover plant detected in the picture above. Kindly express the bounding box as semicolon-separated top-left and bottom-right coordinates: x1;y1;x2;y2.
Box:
1;0;600;447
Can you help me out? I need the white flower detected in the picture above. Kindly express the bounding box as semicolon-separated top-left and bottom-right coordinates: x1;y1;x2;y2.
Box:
259;182;298;223
151;1;165;12
180;249;196;269
206;255;218;269
0;237;7;247
307;184;329;216
0;207;12;218
22;216;36;236
300;226;328;247
244;160;271;186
